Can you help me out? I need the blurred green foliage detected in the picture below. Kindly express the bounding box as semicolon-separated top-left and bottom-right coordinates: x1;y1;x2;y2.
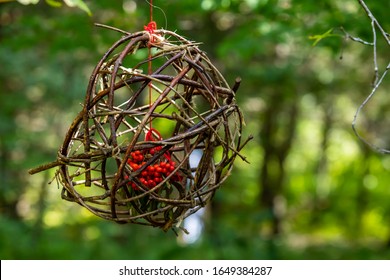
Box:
1;0;390;259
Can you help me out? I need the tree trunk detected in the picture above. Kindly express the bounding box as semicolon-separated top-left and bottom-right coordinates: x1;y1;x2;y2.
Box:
259;92;299;236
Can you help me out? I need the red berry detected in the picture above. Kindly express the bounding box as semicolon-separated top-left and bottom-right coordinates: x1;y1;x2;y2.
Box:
147;166;155;172
131;183;138;190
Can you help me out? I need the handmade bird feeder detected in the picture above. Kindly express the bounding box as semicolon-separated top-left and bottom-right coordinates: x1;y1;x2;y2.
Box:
29;21;250;232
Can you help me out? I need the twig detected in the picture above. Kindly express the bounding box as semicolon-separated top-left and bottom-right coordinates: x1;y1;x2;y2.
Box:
349;0;390;153
358;0;390;46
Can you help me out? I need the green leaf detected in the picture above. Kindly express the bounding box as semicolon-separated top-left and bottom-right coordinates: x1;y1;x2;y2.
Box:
45;0;62;7
63;0;92;16
16;0;40;4
309;28;339;46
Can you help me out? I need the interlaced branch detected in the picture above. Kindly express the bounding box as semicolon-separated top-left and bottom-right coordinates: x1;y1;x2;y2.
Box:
29;24;251;232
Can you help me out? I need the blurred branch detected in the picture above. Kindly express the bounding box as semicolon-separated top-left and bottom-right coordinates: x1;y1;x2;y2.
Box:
350;0;390;154
358;0;390;46
339;26;373;46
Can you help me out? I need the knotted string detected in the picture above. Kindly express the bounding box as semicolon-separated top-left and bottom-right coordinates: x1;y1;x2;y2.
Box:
144;21;157;43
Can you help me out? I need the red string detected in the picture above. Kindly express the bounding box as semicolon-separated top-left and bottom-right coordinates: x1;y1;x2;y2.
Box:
125;1;182;189
144;0;157;136
149;0;153;23
144;1;169;161
145;127;162;142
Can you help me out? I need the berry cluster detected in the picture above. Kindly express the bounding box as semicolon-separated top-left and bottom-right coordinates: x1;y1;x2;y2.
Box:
126;149;180;190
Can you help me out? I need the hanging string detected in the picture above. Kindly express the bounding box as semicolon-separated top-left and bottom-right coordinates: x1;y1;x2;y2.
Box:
144;0;156;132
144;0;168;30
149;0;153;24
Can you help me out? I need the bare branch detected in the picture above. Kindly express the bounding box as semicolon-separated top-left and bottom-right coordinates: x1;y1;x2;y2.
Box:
349;0;390;153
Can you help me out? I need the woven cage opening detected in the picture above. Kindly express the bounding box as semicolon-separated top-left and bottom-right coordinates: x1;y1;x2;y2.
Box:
53;28;248;231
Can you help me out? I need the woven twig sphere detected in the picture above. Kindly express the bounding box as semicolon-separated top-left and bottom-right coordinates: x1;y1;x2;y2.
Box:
53;26;248;231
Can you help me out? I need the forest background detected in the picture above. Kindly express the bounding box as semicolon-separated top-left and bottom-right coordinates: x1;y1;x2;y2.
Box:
1;0;390;259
